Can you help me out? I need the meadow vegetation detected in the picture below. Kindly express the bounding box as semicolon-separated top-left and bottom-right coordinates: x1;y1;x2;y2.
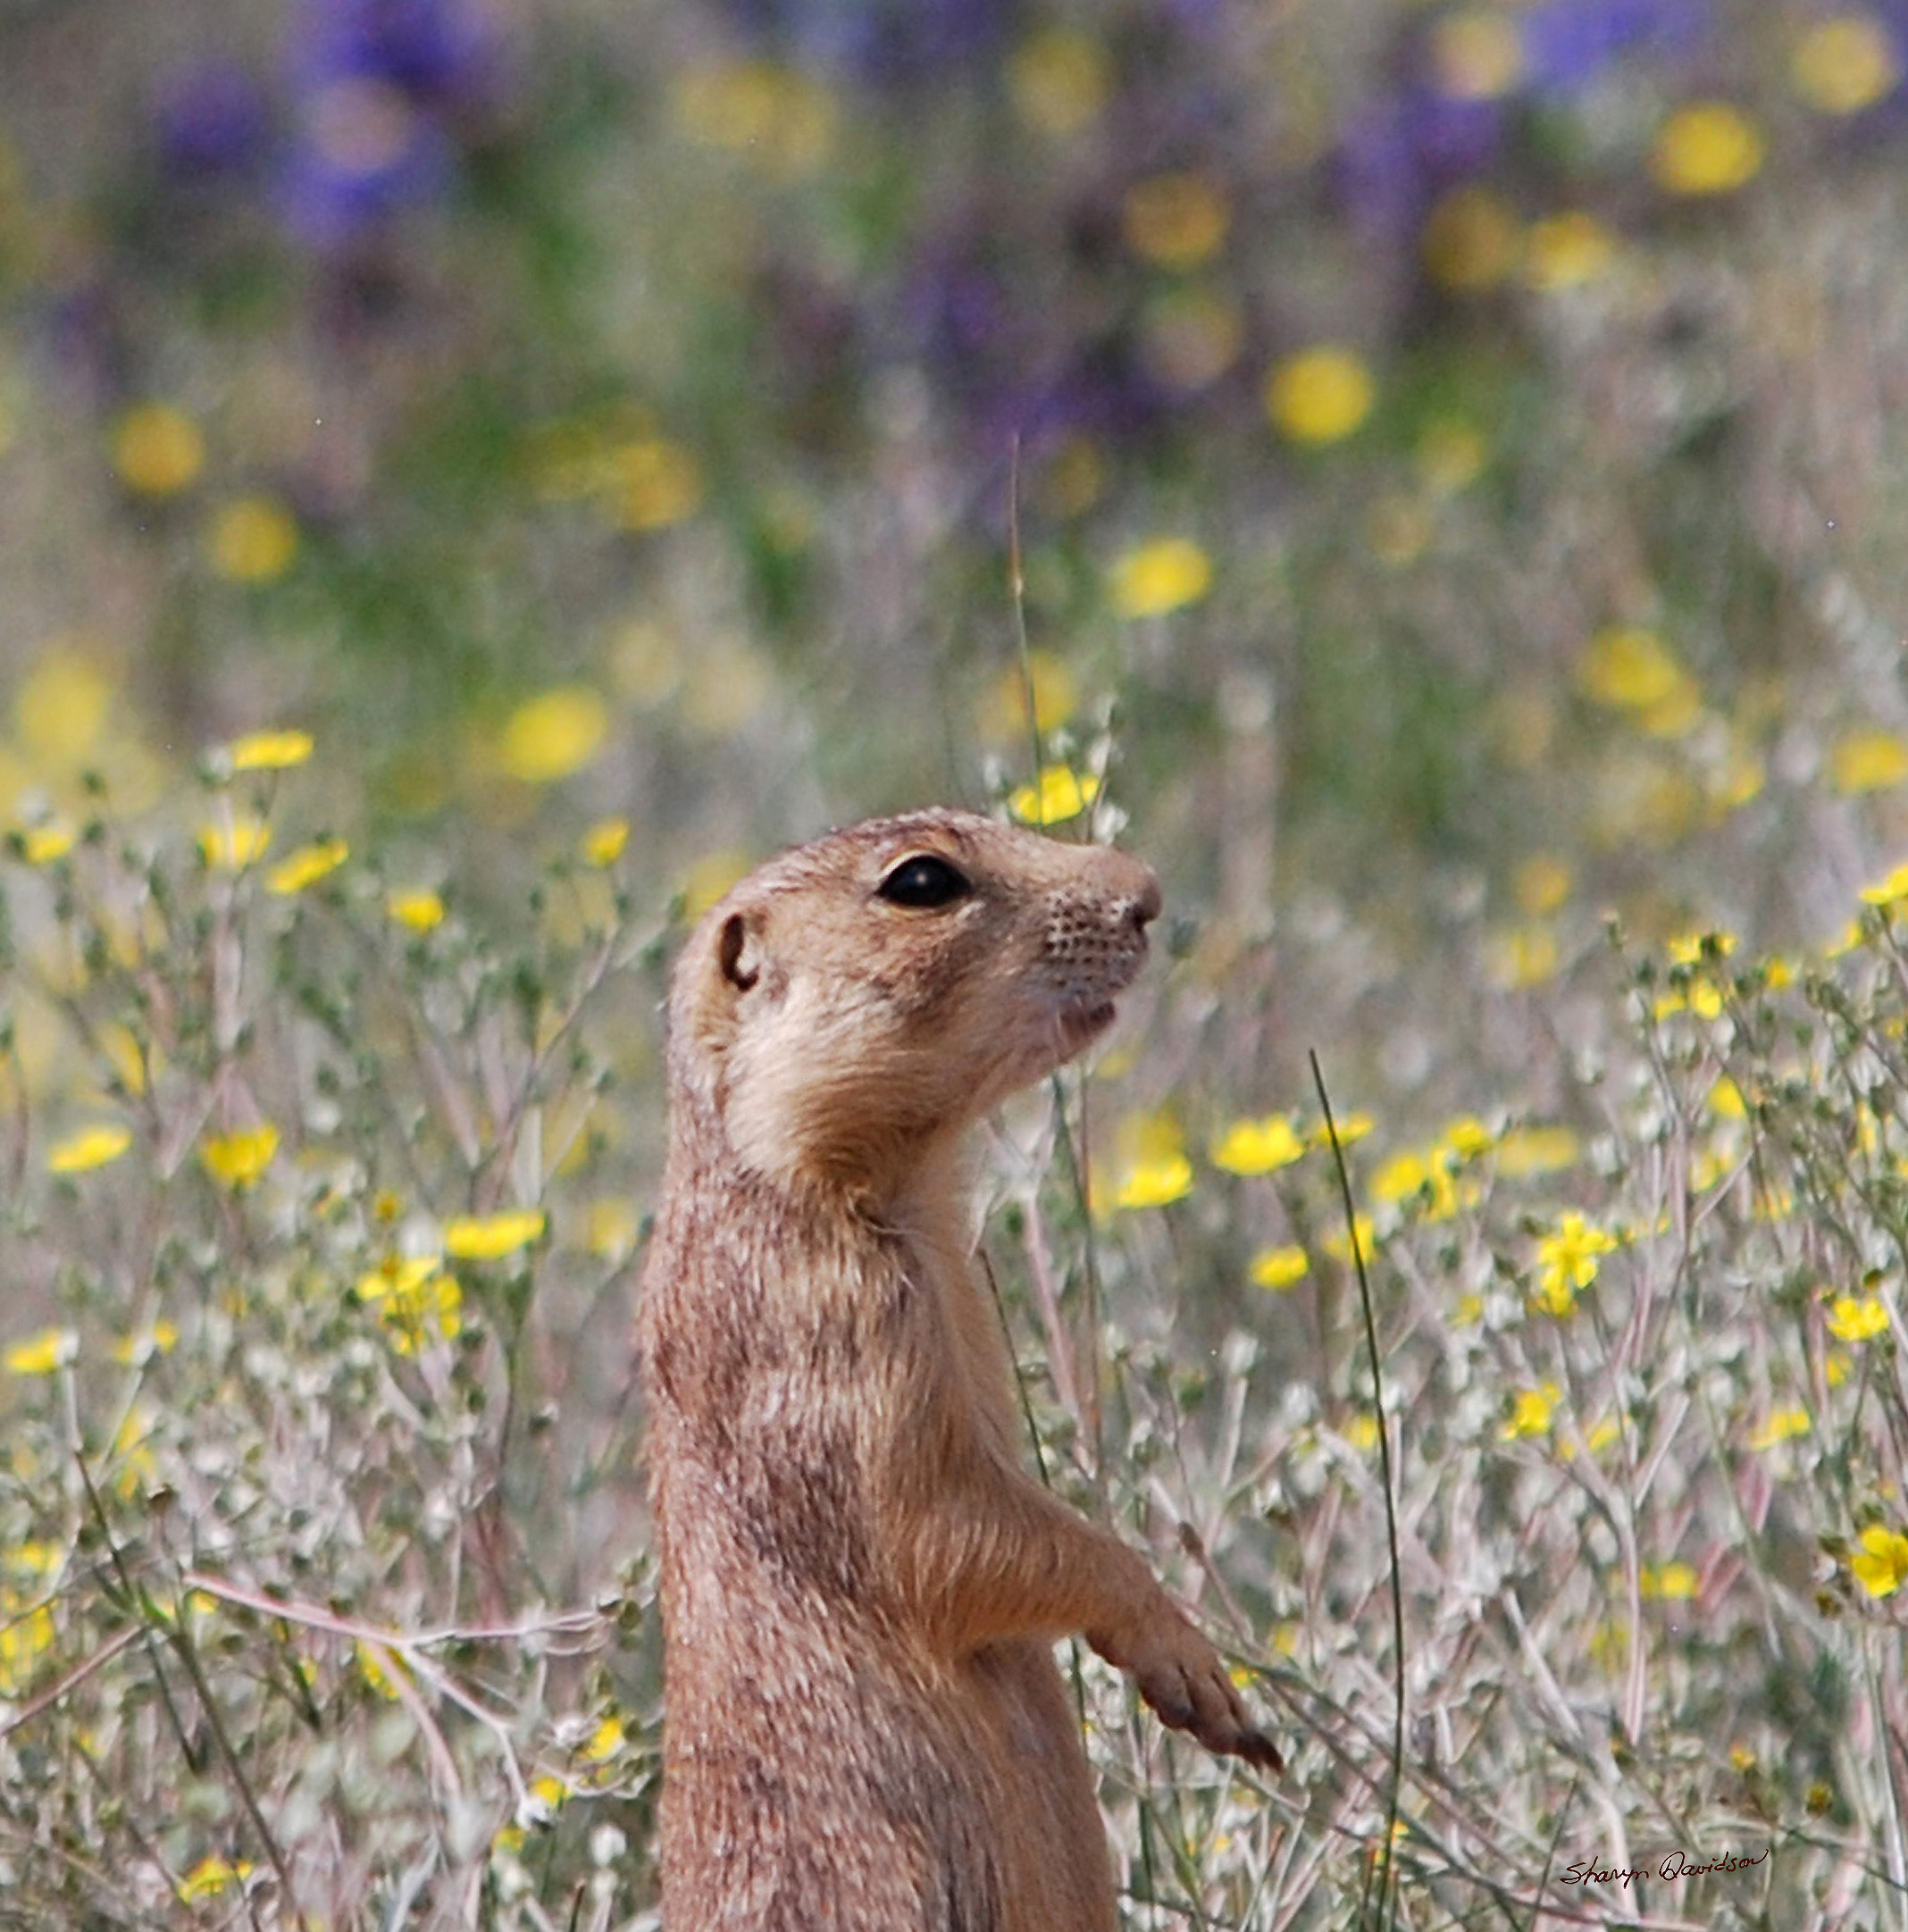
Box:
2;0;1907;1925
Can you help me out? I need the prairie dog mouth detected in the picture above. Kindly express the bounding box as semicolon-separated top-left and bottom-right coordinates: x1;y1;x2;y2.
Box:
1057;998;1120;1056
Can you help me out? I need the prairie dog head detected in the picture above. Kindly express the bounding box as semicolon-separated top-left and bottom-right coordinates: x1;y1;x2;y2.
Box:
665;809;1160;1196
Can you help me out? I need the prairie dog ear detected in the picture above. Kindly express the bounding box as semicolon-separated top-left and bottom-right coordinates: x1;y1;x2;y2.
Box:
717;909;763;992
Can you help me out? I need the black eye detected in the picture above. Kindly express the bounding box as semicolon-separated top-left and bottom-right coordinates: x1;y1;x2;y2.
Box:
876;853;973;909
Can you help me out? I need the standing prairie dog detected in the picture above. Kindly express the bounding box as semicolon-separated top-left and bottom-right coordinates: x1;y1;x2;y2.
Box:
637;807;1279;1932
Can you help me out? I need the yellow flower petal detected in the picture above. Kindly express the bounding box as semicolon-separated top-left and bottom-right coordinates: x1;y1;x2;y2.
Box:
1109;538;1213;619
1851;1525;1908;1599
1523;211;1617;290
1112;1155;1193;1210
582;817;631;866
1210;1116;1307;1175
20;824;76;866
1826;1293;1889;1343
500;688;609;785
179;1856;254;1903
207;496;298;583
1652;102;1764;196
1265;346;1376;446
266;838;348;895
1249;1245;1310;1290
1008;764;1099;826
47;1124;132;1174
198;815;272;870
1640;1560;1699;1601
1793;16;1900;115
199;1124;280;1188
443;1209;547;1259
113;403;205;497
1502;1381;1562;1439
1830;727;1908;794
1748;1405;1811;1451
4;1327;78;1375
229;730;314;771
388;888;446;932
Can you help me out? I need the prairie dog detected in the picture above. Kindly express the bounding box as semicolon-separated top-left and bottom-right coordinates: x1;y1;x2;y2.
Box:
637;807;1279;1931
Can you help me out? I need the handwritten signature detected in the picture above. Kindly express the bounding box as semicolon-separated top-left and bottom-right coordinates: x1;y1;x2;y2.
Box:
1561;1848;1770;1889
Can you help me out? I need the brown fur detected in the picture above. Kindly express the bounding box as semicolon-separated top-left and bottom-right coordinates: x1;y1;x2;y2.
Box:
637;808;1279;1932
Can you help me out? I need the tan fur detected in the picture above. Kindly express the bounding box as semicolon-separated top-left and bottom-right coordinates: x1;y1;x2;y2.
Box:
637;808;1279;1932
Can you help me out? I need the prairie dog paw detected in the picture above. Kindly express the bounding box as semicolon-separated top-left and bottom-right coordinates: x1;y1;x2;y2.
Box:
1092;1618;1284;1773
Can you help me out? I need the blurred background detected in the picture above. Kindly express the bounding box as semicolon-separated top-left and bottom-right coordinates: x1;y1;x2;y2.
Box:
5;0;1908;1924
8;0;1908;1039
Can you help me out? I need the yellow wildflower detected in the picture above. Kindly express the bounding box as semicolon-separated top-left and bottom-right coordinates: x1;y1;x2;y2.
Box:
16;649;112;768
500;688;609;784
1008;764;1098;826
1444;1116;1494;1158
1792;16;1899;115
1826;1294;1890;1343
1533;1212;1617;1316
582;817;630;866
1578;627;1698;724
1651;102;1764;195
388;888;446;933
266;838;348;895
4;1327;78;1375
1209;1115;1306;1175
20;823;75;866
207;496;298;583
1639;1560;1700;1601
1502;1382;1562;1440
1523;211;1616;289
1113;1154;1193;1210
1320;1214;1377;1263
443;1208;547;1259
1249;1245;1310;1291
1860;861;1908;907
1748;1405;1811;1451
358;1255;463;1353
229;729;314;771
1008;28;1109;138
110;1319;180;1364
198;814;272;869
1851;1525;1908;1599
1343;1413;1381;1453
356;1639;411;1698
582;1714;625;1762
1122;172;1229;271
113;403;205;497
1708;1076;1748;1119
1109;538;1212;619
178;1856;254;1903
1265;345;1376;446
199;1125;280;1189
47;1123;131;1174
1830;727;1908;794
1310;1110;1375;1148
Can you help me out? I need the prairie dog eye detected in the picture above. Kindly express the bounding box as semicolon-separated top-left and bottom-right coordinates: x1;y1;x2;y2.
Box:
876;853;974;909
